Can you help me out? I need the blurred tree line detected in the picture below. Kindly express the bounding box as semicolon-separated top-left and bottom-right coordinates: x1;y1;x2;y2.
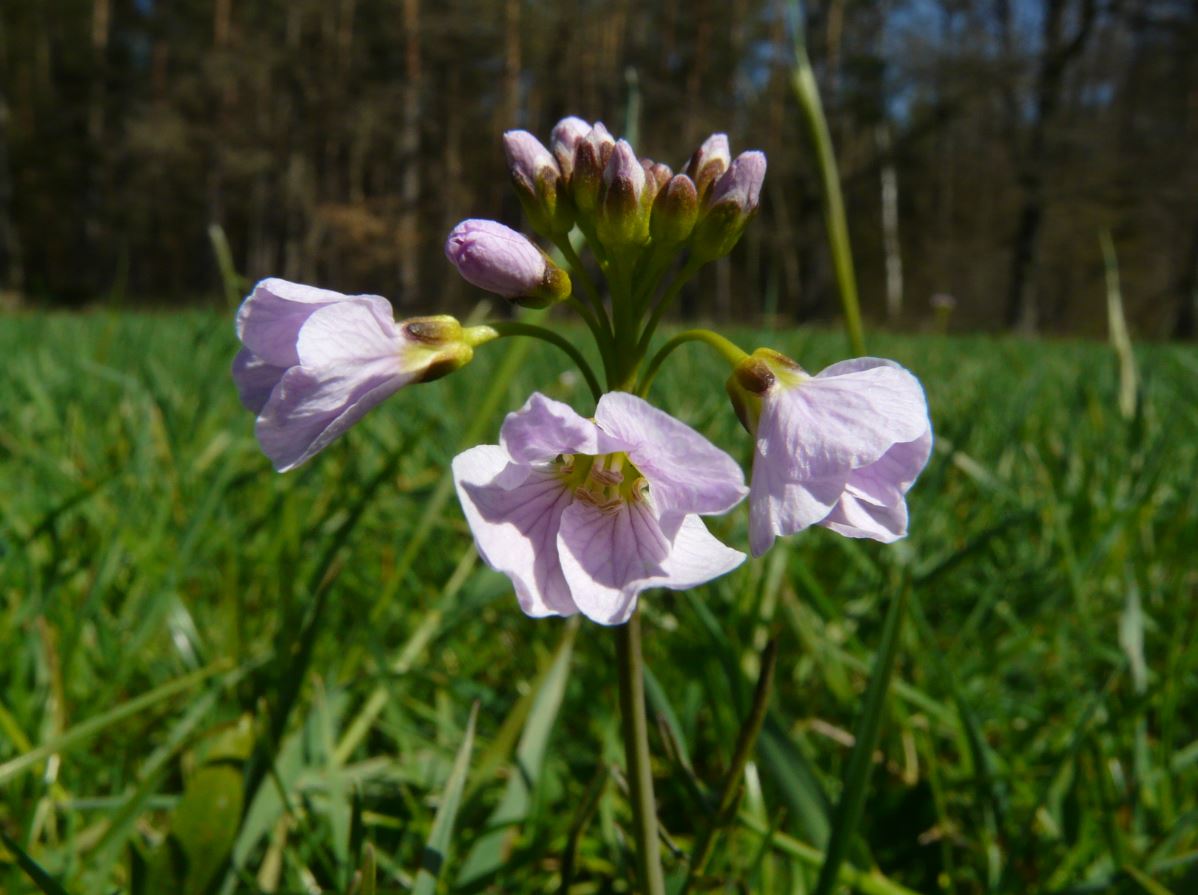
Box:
0;0;1195;336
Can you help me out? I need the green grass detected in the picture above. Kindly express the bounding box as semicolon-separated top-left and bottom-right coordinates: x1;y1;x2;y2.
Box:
1;310;1196;894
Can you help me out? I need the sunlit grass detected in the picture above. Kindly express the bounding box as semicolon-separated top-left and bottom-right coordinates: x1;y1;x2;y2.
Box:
1;311;1195;893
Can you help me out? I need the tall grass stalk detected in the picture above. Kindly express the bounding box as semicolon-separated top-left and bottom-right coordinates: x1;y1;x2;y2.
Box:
1100;229;1137;420
789;0;866;356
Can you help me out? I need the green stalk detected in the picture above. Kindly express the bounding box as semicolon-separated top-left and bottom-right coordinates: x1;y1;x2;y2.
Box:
790;1;866;356
616;613;666;895
553;235;612;335
469;321;603;401
637;328;747;396
812;584;909;895
636;259;701;359
683;640;778;890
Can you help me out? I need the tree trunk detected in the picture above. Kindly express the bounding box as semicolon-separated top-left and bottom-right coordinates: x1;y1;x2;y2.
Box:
878;125;903;322
397;0;421;305
0;85;23;293
1175;216;1198;340
1005;0;1096;332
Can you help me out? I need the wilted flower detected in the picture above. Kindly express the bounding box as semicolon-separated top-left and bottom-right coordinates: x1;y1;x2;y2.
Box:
233;278;473;472
445;219;571;306
453;392;747;625
726;351;932;555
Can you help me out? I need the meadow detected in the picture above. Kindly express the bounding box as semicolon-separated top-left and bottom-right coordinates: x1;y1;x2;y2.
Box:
1;310;1196;894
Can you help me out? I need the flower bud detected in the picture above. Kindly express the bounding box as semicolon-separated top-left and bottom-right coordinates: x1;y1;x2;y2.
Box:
691;150;767;262
570;122;616;218
650;173;699;247
445;219;572;307
503;130;573;235
724;348;803;432
646;161;673;192
401;315;476;383
596;139;652;248
551;116;591;181
685;133;731;200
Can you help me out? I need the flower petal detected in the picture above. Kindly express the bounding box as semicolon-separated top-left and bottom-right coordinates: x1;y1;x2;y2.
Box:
594;392;747;516
557;499;670;625
295;300;402;368
500;393;619;464
821;492;909;542
452;446;578;618
231;348;286;414
762;358;929;482
255;357;411;471
236;278;395;367
653;514;745;590
748;461;848;557
844;430;933;507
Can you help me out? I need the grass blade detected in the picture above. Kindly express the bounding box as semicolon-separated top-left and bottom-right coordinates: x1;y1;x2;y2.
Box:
813;585;909;895
0;660;232;786
412;701;480;895
0;828;76;895
456;621;577;886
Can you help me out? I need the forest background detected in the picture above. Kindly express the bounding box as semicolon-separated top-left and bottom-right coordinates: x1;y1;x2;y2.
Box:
2;0;1197;337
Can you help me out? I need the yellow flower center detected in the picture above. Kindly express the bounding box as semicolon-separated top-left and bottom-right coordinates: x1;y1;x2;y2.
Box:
553;451;649;510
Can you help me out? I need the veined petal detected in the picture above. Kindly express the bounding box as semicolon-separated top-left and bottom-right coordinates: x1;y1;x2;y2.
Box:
232;348;286;414
844;430;933;507
453;446;578;618
654;514;745;590
594;392;746;516
500;392;619;464
557;498;670;626
255;357;412;472
236;278;394;367
748;459;849;557
762;358;929;482
295;300;402;368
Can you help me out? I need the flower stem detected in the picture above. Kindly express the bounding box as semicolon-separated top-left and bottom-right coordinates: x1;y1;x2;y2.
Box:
471;321;603;401
615;612;666;895
637;328;748;396
635;258;702;359
553;235;612;333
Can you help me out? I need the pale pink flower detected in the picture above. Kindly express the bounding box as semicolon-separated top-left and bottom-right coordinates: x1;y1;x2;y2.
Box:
731;354;932;555
453;392;747;625
233;278;470;472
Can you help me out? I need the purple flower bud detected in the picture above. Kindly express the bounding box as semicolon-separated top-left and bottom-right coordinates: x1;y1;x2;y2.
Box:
605;140;647;198
445;219;570;305
651;173;699;246
686;133;731;197
571;122;617;215
647;161;673;192
503;131;572;235
503;130;559;190
597;140;651;247
708;150;766;214
691;150;767;261
551;116;591;179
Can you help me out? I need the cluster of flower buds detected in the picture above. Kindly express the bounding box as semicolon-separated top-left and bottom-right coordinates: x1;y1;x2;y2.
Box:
443;117;767;305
